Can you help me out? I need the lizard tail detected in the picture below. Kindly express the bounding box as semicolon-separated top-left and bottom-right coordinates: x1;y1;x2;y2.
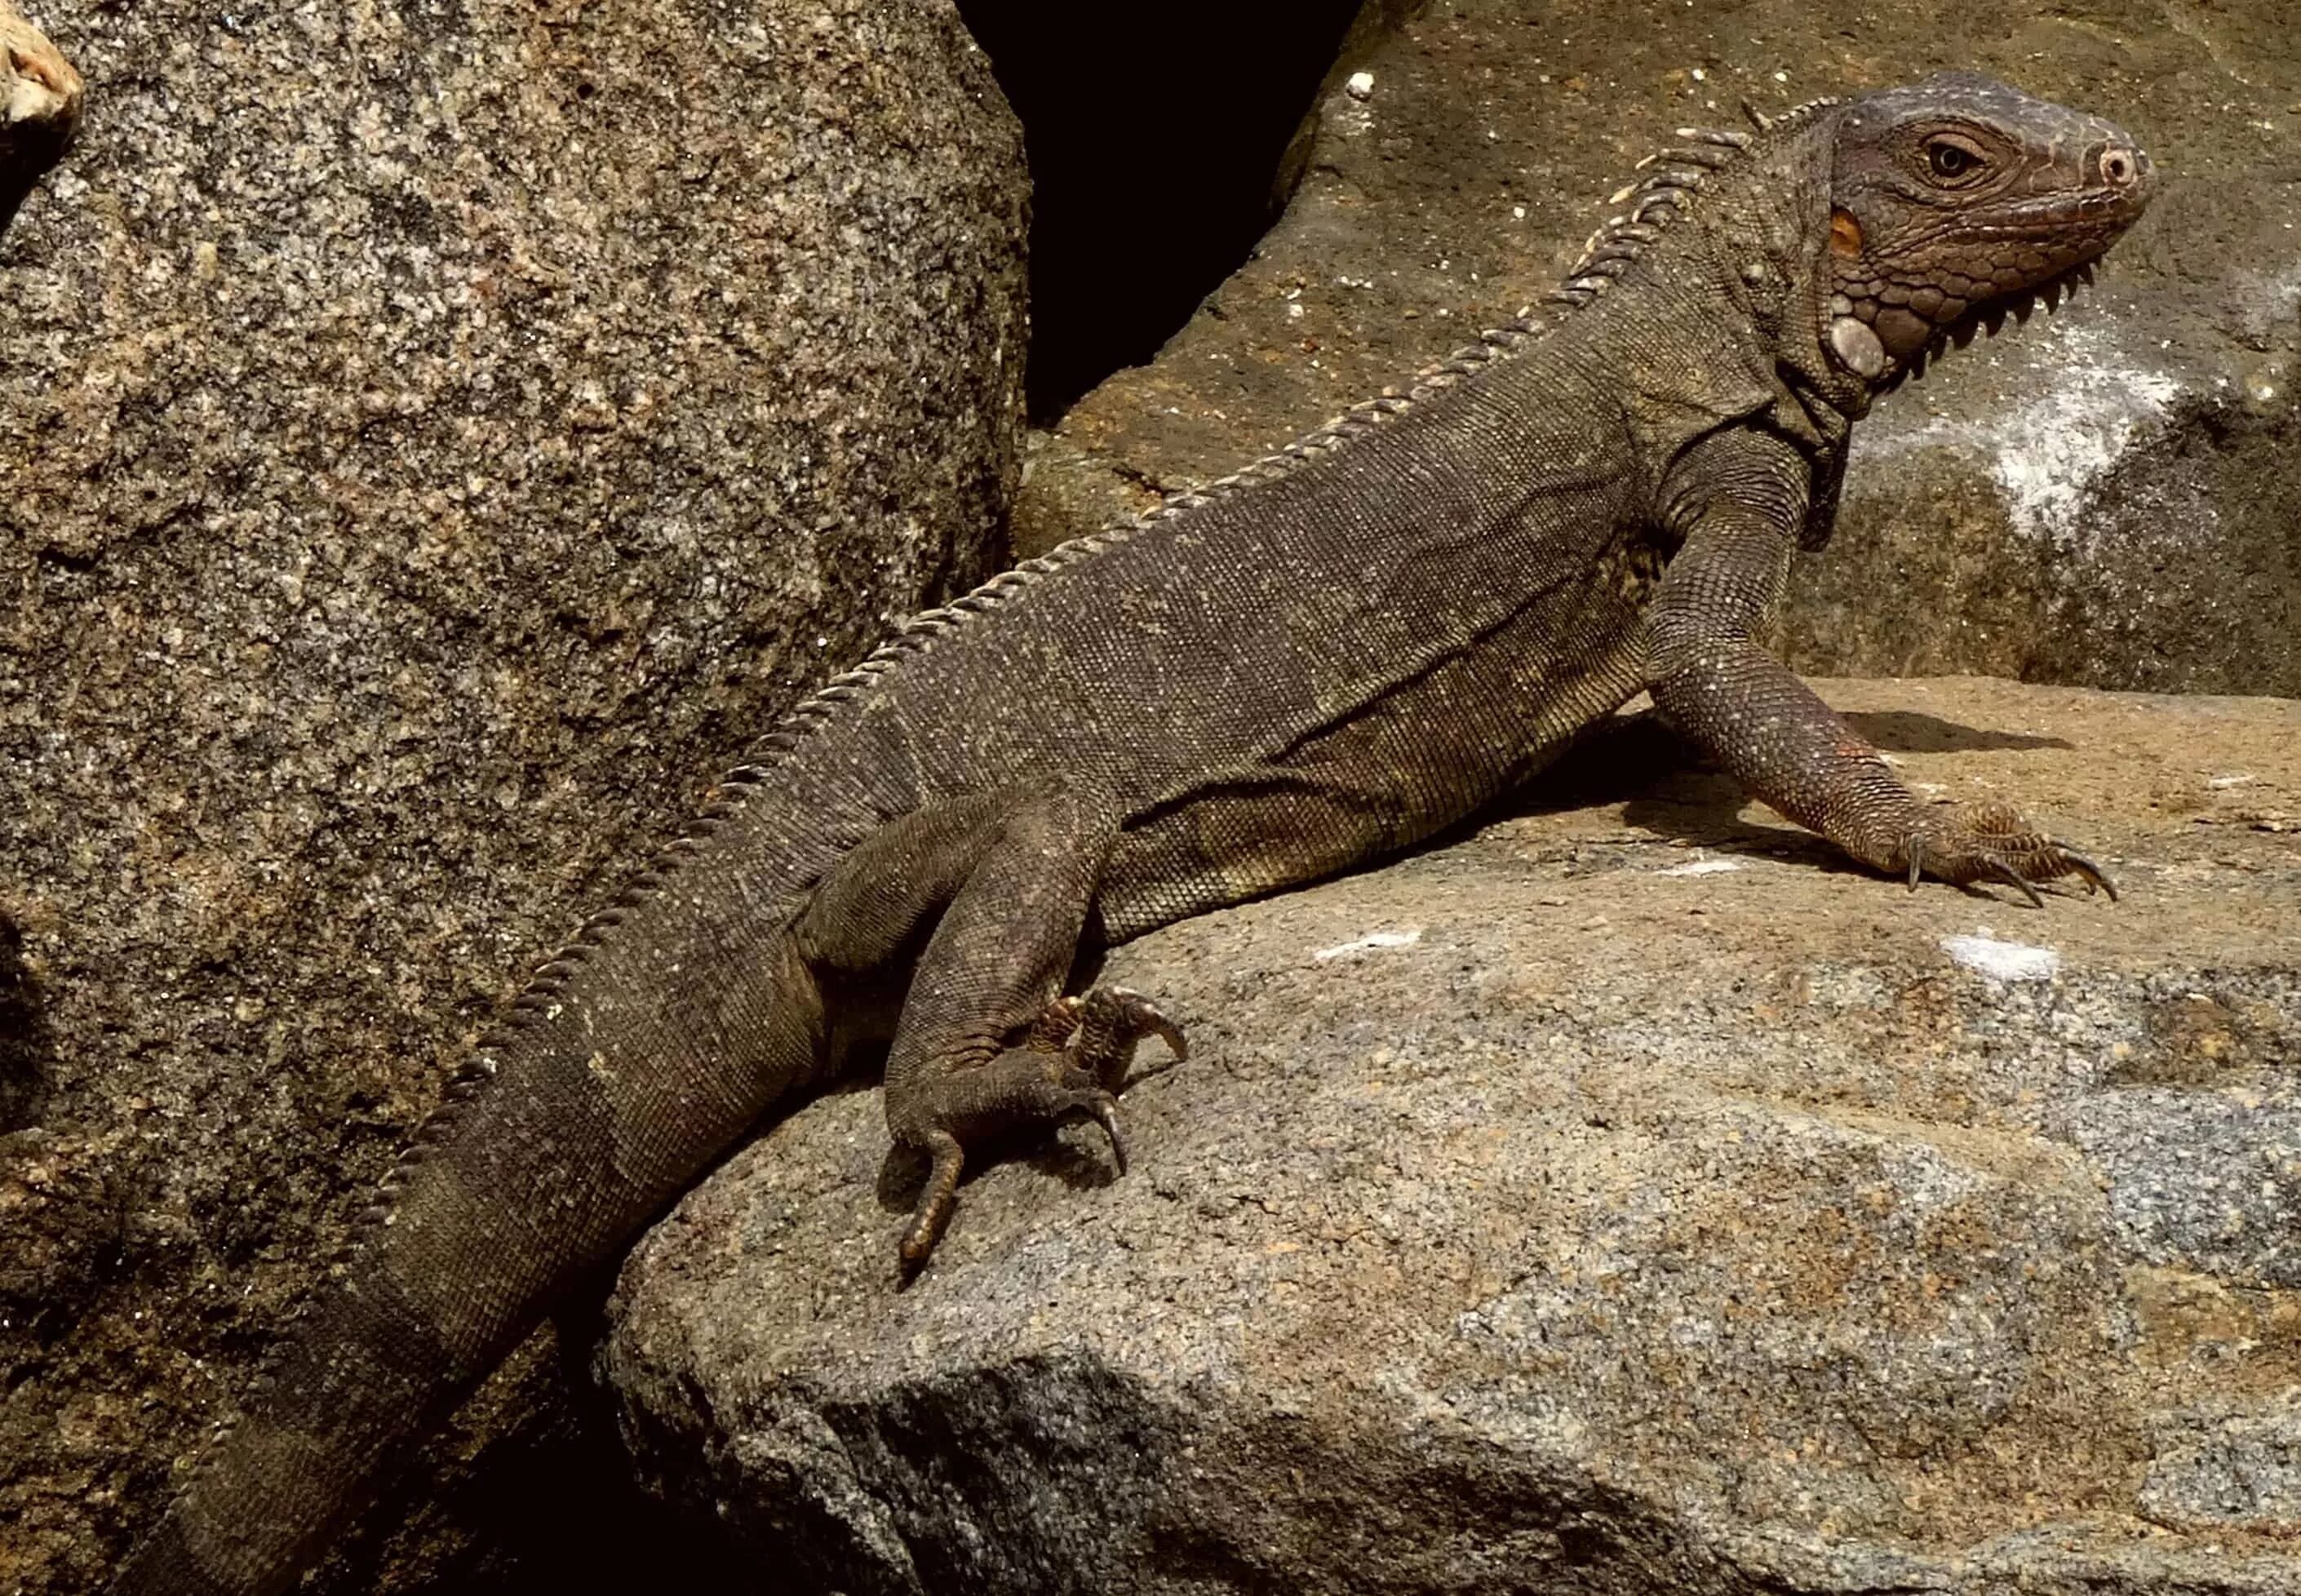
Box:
110;929;827;1594
106;1241;518;1595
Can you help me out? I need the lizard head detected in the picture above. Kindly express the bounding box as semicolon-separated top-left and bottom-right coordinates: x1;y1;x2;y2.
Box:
1817;72;2153;389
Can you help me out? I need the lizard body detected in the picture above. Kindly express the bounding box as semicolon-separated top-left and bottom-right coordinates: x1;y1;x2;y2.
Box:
111;73;2152;1593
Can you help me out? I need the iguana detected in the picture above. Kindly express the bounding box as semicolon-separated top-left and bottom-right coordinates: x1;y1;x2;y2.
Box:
112;71;2152;1593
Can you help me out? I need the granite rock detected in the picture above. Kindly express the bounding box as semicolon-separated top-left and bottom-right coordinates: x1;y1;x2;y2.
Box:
1012;0;2301;698
606;678;2301;1594
0;1;1027;1589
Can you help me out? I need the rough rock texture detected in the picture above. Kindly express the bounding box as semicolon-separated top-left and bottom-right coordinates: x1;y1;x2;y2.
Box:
1010;0;2301;697
607;678;2301;1595
0;2;1027;1590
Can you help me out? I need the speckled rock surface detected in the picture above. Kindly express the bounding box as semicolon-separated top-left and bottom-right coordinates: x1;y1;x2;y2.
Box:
1012;0;2301;697
606;679;2301;1594
0;2;1026;1590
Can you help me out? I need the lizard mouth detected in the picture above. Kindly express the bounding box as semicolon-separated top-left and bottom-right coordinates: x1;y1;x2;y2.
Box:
1871;255;2101;394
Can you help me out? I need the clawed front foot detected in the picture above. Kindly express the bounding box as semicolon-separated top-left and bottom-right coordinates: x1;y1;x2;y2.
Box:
1900;800;2117;906
896;986;1187;1275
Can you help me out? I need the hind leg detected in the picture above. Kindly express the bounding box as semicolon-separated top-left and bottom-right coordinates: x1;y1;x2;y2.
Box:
794;787;1185;1271
898;981;1187;1270
880;783;1128;1270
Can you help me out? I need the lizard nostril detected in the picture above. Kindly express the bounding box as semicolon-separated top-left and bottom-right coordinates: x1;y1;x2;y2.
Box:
2099;147;2139;186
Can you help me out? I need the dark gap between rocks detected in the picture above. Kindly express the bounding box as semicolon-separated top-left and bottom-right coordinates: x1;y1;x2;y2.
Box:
0;913;51;1130
955;0;1377;421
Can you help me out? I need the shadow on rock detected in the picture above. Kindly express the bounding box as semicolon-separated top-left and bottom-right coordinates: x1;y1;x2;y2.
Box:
1842;709;2074;756
1501;702;2084;882
874;1113;1128;1236
326;1308;758;1596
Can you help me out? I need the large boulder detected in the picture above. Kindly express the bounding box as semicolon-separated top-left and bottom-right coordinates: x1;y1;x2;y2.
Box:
605;678;2301;1594
1011;0;2301;698
0;0;1027;1589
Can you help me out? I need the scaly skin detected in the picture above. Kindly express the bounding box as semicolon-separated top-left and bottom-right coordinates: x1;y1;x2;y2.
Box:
111;73;2152;1593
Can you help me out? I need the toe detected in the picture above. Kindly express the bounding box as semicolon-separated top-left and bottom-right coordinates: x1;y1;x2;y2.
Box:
2051;845;2117;901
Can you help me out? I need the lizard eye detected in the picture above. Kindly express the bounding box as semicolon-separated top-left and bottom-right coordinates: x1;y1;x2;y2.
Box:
1926;139;1981;181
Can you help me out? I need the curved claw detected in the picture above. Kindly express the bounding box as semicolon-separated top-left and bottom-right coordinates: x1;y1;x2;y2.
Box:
1907;835;1925;893
2056;848;2118;902
1087;1094;1128;1176
898;1132;966;1277
1980;853;2046;909
1147;1014;1188;1063
1106;986;1187;1062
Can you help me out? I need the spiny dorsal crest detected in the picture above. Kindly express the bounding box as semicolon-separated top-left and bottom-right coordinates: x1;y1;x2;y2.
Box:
596;109;1793;863
463;106;1802;1071
1740;93;1846;135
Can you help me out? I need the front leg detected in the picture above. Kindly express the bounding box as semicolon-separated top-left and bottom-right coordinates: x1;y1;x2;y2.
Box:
1646;429;2113;903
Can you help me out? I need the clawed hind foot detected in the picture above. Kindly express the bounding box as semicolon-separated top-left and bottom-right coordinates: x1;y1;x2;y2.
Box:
895;986;1186;1275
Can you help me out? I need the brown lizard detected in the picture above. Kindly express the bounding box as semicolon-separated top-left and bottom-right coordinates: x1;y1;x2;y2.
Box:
111;71;2152;1593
